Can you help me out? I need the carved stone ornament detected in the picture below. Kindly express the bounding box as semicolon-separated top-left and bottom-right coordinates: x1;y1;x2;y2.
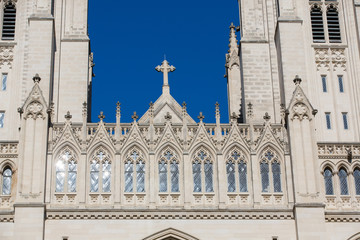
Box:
331;48;346;71
0;45;14;68
315;48;330;71
25;101;45;120
291;103;309;121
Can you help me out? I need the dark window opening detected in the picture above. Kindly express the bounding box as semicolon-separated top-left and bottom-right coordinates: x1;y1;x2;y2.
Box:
2;3;16;40
327;5;341;43
311;5;325;42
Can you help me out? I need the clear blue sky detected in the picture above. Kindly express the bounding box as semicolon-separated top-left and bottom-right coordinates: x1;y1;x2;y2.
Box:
88;1;240;123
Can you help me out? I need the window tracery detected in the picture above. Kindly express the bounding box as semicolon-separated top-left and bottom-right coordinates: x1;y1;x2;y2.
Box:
159;148;179;193
260;149;282;193
55;148;77;193
1;165;12;195
192;148;213;193
90;148;111;193
125;147;146;193
226;148;247;193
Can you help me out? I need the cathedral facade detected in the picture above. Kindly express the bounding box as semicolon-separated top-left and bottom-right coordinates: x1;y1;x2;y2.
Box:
0;0;360;239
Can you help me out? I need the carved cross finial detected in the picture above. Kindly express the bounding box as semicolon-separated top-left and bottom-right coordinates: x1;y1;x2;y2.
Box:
33;74;41;83
116;101;121;114
65;111;72;121
231;112;238;122
155;59;176;87
165;112;172;121
293;75;302;85
98;111;105;121
198;112;205;122
132;111;139;122
263;112;271;121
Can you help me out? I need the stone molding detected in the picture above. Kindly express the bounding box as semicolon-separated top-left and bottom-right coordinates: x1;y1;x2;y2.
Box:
325;214;360;222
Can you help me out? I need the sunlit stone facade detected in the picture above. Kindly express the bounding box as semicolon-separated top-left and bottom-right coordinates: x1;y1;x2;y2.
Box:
0;0;360;239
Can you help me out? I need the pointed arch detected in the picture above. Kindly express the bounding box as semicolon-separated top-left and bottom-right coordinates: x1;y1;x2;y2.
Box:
323;167;334;196
224;145;248;193
0;159;15;196
124;145;147;193
157;145;181;193
54;146;78;193
259;146;283;193
191;145;214;193
143;228;199;240
89;145;113;193
320;161;336;174
347;232;360;240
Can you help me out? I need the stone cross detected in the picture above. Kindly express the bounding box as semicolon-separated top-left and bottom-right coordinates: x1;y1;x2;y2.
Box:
156;60;175;87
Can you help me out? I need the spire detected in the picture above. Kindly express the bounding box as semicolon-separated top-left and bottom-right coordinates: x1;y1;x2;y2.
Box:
228;23;238;54
155;59;176;95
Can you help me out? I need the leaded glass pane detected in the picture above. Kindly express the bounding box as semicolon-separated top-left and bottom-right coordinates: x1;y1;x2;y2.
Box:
226;161;236;192
90;161;99;192
67;160;77;193
324;168;334;195
260;162;270;192
204;160;213;192
170;160;179;192
239;161;248;192
272;162;282;192
125;160;133;192
193;160;201;192
136;160;145;192
1;74;7;91
354;168;360;195
159;160;167;192
339;168;349;195
2;168;12;195
0;112;4;128
55;160;65;192
102;160;111;192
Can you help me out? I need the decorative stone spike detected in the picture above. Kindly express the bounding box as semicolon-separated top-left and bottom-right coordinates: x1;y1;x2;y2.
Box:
231;112;238;122
65;111;72;121
198;112;205;122
263;112;271;121
247;102;254;119
132;112;139;122
293;75;302;85
98;111;105;121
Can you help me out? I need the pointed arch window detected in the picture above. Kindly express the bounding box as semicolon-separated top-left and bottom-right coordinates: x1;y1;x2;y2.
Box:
125;148;146;193
192;148;213;193
327;4;341;42
310;4;325;42
2;2;16;40
226;149;248;193
1;166;12;195
324;168;334;195
354;168;360;195
159;148;179;193
338;168;349;195
55;149;77;193
90;149;111;193
260;150;282;193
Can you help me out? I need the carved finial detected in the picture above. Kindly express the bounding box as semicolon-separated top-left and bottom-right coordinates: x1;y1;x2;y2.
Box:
149;101;154;108
231;112;238;122
228;22;238;53
98;111;105;121
215;102;220;118
280;103;286;126
33;74;41;83
82;101;87;115
132;112;139;122
17;107;23;114
156;60;176;94
293;75;302;85
247;102;254;119
198;112;205;122
116;101;121;115
165;112;172;121
65;111;72;121
263;112;271;121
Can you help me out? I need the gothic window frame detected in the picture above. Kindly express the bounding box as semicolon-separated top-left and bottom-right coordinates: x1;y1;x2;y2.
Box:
338;166;349;196
55;147;78;193
0;163;14;196
158;147;180;193
124;147;146;193
260;148;283;194
89;147;112;193
353;167;360;196
1;1;17;41
225;147;248;193
323;166;334;195
192;147;214;193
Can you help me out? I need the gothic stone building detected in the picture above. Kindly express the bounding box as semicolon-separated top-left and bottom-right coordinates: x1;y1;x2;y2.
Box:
0;0;360;240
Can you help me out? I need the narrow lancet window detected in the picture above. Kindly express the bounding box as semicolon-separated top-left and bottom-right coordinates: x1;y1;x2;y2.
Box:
170;159;179;192
327;5;341;42
67;159;77;193
324;168;334;195
90;160;100;192
136;160;145;192
272;162;282;192
311;5;325;42
2;167;12;195
102;159;111;193
1;74;7;91
2;2;16;40
261;161;270;192
193;160;201;192
125;160;134;192
226;160;236;192
354;168;360;195
239;161;248;192
55;160;65;192
338;168;349;195
159;159;167;192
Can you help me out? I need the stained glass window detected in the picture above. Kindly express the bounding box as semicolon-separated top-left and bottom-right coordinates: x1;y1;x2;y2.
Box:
193;160;201;192
102;160;111;192
324;168;334;195
2;167;12;195
226;160;236;192
170;160;179;192
67;160;77;193
125;160;133;192
136;160;145;192
55;160;65;192
338;168;349;195
272;161;282;192
159;160;167;192
90;160;99;192
354;168;360;195
239;161;248;192
261;161;270;192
